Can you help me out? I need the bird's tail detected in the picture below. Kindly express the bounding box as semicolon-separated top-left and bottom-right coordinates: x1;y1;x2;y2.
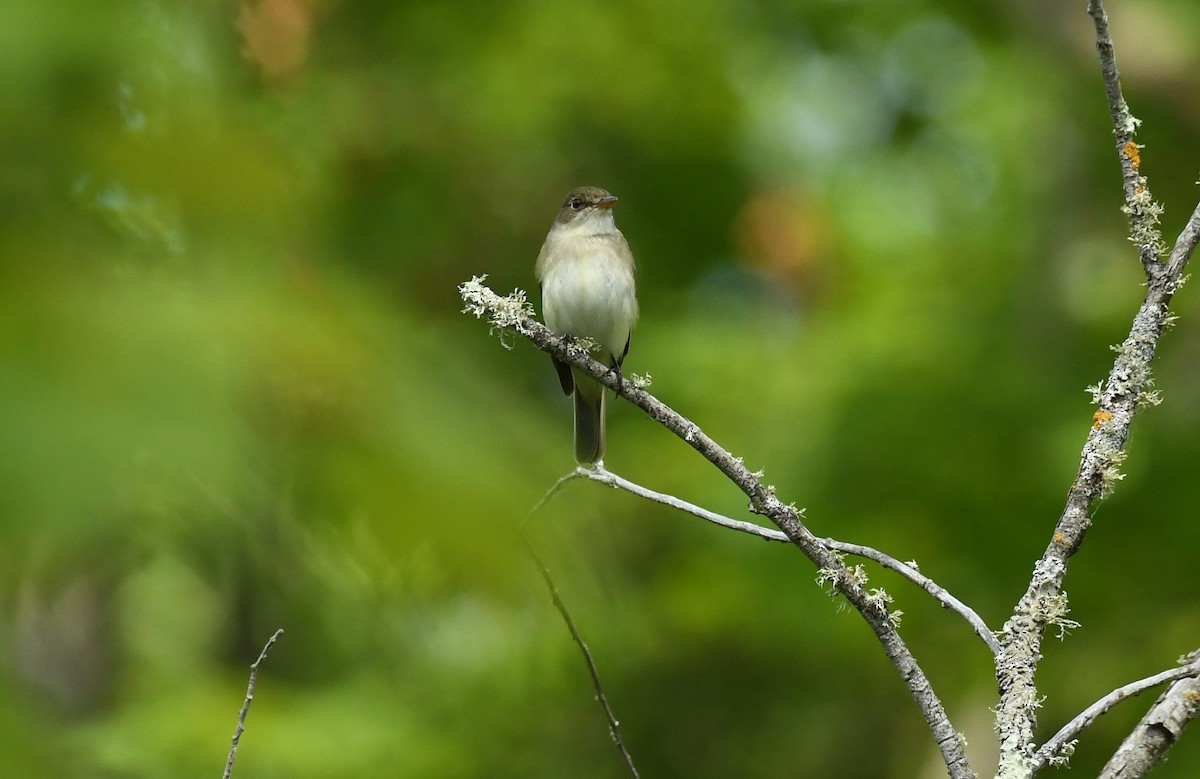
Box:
573;373;605;465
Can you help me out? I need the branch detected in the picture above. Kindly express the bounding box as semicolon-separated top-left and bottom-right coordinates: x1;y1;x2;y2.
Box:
994;5;1200;775
1099;655;1200;779
578;464;786;542
521;527;640;778
1088;0;1167;278
223;629;284;779
461;278;974;779
1031;656;1200;772
574;464;999;658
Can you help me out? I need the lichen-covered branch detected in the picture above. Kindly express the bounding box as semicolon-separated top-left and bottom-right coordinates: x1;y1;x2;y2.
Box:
1088;0;1167;275
461;277;974;779
993;5;1200;777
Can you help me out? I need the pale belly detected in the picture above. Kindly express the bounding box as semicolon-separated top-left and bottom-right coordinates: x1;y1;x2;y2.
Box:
541;243;638;359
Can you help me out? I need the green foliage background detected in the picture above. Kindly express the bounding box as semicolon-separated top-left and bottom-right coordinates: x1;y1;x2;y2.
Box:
2;1;1199;776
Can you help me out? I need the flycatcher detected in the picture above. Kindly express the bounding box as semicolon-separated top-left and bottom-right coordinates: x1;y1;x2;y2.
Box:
536;186;639;464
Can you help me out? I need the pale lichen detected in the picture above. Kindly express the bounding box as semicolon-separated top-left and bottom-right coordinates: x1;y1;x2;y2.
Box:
1116;102;1142;136
1046;739;1077;768
628;372;652;389
1121;175;1168;259
1040;592;1082;640
863;585;900;627
458;275;537;345
864;586;893;612
815;554;856;599
1138;388;1163;407
1097;447;1127;498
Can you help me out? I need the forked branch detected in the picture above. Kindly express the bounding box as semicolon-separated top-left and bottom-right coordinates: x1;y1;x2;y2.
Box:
461;278;973;778
994;3;1200;776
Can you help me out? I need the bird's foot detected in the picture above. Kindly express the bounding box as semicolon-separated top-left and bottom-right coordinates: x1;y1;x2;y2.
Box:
603;364;624;396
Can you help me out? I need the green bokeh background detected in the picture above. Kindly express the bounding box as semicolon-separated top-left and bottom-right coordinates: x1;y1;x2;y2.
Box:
2;1;1199;777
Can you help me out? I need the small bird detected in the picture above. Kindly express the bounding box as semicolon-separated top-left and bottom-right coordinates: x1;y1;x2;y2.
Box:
536;186;639;464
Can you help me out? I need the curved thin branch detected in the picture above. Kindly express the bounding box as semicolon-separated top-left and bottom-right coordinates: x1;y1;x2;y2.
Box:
521;531;640;778
994;6;1200;775
1032;657;1200;772
575;464;999;657
461;278;974;779
523;469;583;528
579;465;787;542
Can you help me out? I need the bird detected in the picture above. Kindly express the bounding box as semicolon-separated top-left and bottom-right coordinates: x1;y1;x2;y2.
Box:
535;186;639;465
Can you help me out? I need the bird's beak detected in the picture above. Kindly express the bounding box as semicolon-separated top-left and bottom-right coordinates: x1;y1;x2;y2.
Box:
595;195;618;209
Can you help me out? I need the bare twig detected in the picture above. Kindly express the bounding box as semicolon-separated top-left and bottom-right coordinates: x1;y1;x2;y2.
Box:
523;470;584;527
1099;658;1200;779
578;464;787;542
1032;657;1200;772
461;278;974;779
993;5;1200;776
224;629;284;779
523;474;639;778
521;533;640;778
575;464;999;657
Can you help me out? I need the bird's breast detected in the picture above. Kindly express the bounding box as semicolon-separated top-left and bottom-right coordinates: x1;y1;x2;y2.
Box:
539;234;638;358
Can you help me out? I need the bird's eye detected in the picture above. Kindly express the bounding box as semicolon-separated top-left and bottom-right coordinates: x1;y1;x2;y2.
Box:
570;198;585;210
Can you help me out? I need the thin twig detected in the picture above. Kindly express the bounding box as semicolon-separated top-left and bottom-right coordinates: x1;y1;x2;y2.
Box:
521;534;640;777
523;475;640;778
461;278;974;779
523;470;584;528
579;465;787;542
576;464;999;657
223;629;284;779
1032;658;1200;772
